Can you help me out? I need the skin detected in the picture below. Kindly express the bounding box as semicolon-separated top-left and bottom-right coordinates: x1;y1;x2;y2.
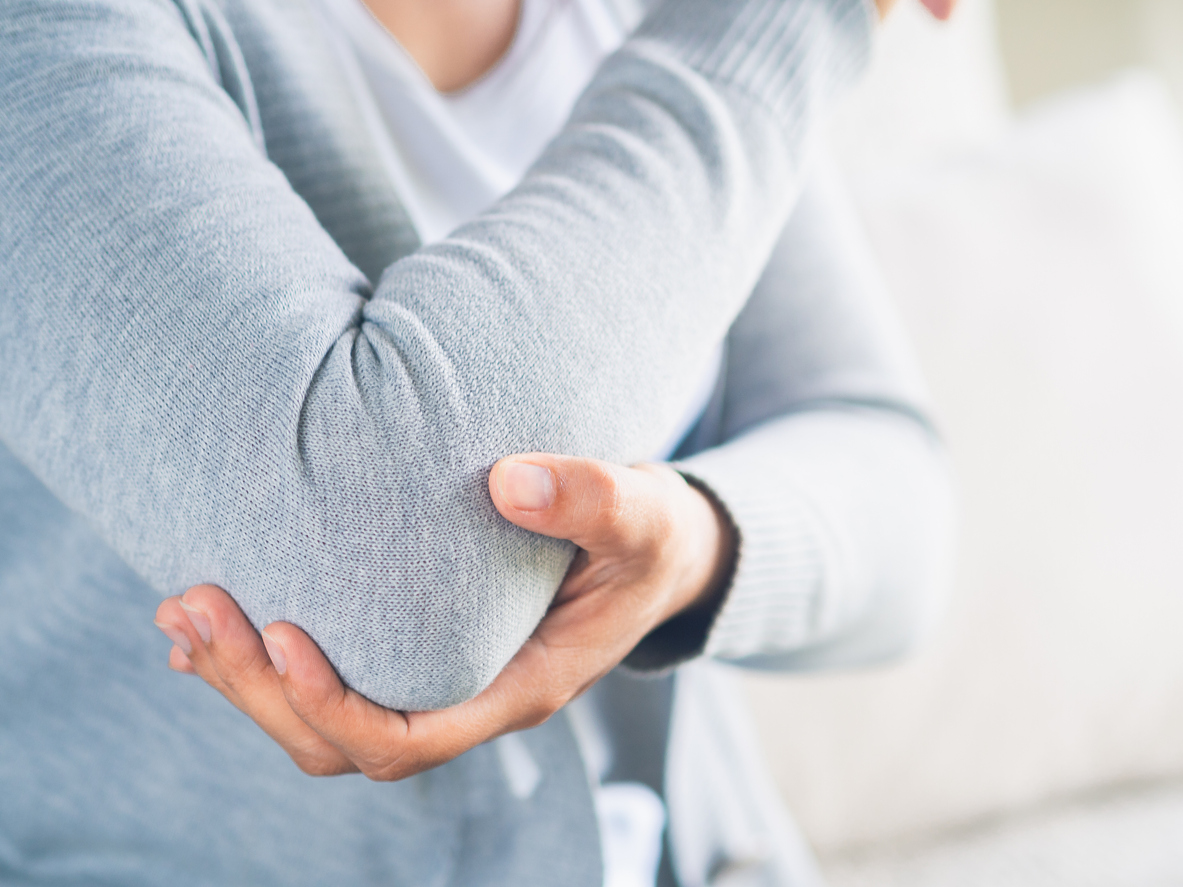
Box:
154;0;960;780
363;0;523;93
888;0;958;20
362;0;957;93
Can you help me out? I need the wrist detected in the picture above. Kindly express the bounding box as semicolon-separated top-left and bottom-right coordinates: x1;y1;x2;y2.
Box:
665;475;737;624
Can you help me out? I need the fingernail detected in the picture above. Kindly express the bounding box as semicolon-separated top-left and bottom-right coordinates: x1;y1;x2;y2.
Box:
500;462;555;511
154;621;192;656
261;630;287;675
179;600;212;644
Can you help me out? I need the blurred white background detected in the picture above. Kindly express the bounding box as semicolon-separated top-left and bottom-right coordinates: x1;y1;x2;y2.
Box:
740;1;1183;882
997;0;1183;110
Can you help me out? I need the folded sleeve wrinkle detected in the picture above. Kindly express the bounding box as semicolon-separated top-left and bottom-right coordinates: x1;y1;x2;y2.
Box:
0;0;872;709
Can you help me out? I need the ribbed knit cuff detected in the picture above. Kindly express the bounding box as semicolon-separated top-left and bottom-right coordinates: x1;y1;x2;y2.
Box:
670;451;834;664
621;474;739;673
634;0;876;123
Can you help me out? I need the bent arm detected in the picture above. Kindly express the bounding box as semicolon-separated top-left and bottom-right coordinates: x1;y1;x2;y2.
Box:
0;0;873;708
631;158;955;671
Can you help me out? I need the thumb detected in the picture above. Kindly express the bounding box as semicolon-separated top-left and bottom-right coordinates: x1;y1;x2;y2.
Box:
489;453;668;555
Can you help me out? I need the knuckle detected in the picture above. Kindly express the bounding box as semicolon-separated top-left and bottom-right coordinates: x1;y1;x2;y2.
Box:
359;758;407;783
523;689;567;728
354;740;411;783
211;649;269;694
241;648;280;684
545;686;571;713
590;465;626;529
293;752;346;778
520;707;552;730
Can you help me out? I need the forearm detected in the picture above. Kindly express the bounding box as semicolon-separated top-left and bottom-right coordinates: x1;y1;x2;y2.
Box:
627;158;955;671
0;0;873;709
678;408;954;669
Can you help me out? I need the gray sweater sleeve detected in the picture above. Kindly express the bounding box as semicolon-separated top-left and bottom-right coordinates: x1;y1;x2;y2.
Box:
627;158;955;672
0;0;874;709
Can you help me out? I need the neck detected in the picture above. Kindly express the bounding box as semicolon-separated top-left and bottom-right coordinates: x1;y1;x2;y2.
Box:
361;0;522;93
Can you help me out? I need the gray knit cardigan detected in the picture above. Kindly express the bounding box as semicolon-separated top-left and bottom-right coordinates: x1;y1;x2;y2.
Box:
0;0;953;882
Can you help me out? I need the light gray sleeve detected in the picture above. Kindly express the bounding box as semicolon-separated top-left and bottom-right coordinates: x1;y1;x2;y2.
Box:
0;0;874;709
630;158;955;672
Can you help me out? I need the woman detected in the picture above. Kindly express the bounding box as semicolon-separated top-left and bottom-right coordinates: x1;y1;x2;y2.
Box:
0;0;954;884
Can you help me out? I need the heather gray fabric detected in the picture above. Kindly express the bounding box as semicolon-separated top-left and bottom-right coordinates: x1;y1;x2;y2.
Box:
1;0;871;712
0;0;955;883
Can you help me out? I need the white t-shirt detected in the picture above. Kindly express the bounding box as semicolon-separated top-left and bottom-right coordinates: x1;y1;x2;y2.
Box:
316;0;723;458
313;2;724;883
320;0;640;243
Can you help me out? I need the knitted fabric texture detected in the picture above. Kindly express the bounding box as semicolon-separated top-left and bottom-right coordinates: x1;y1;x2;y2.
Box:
0;0;872;709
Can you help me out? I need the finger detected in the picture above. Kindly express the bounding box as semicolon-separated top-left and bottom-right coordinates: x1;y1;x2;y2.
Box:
920;0;956;20
156;595;233;697
489;454;681;556
400;595;636;769
260;622;416;781
399;557;668;769
168;644;196;674
155;588;356;776
265;589;643;780
179;585;276;698
181;586;358;776
272;531;671;782
403;637;564;760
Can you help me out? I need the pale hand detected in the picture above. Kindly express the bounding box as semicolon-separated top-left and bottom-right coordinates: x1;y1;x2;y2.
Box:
153;455;733;780
877;0;957;20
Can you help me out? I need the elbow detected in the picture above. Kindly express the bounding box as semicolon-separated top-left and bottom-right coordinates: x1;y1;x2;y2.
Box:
285;515;578;712
268;338;581;711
